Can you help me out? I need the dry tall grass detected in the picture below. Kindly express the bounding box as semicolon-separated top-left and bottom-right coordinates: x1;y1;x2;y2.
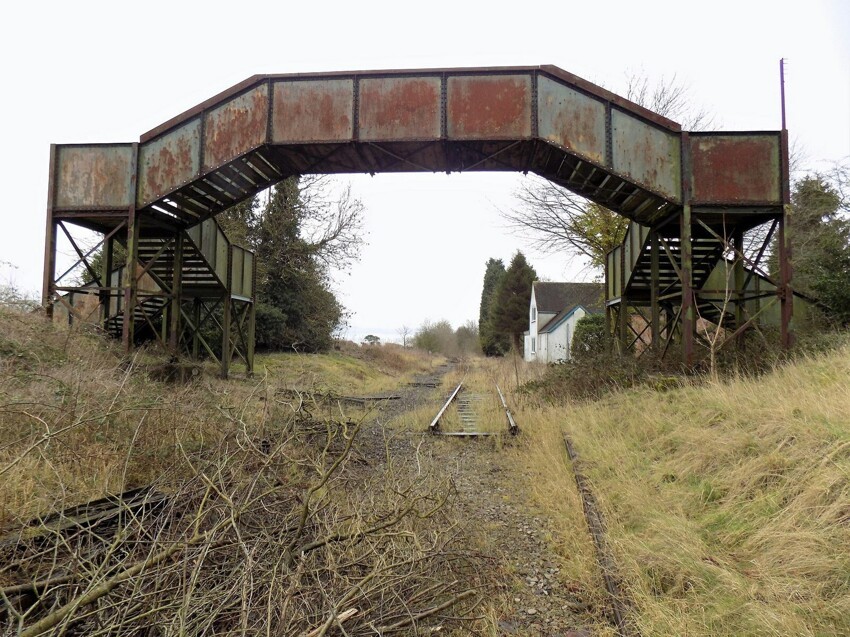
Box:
514;343;850;636
0;309;491;635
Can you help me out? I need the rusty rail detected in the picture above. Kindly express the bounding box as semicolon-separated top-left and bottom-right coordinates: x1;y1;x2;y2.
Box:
428;383;463;433
563;432;637;637
495;384;519;435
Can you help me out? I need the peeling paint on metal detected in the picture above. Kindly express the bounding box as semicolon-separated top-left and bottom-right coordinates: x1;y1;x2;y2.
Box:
611;110;681;201
447;75;531;139
359;77;441;141
537;76;606;165
691;135;781;203
203;84;269;172
137;119;201;206
55;145;134;208
272;79;353;143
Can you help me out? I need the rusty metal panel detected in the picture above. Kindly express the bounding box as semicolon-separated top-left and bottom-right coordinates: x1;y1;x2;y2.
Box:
242;251;253;297
138;119;201;206
272;79;354;143
447;75;532;139
54;145;134;209
537;76;606;164
611;110;681;201
215;227;228;282
231;248;244;296
203;84;269;172
359;76;441;141
691;134;781;203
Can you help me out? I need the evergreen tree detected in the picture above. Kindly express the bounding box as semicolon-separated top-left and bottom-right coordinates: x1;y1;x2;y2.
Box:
253;178;345;352
490;251;537;353
478;258;509;356
770;175;850;324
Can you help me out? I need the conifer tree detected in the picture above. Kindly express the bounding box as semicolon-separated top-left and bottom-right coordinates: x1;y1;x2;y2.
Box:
478;258;509;356
490;251;537;353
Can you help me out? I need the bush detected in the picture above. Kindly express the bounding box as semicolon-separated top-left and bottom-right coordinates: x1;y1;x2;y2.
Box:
255;302;288;350
571;313;608;361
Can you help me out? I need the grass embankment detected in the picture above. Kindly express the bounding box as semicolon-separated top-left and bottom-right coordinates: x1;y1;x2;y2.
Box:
258;342;442;395
0;309;486;634
515;346;850;636
0;310;437;526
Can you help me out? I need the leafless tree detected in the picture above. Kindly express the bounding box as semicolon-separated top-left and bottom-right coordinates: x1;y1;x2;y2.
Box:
298;175;367;272
396;324;411;347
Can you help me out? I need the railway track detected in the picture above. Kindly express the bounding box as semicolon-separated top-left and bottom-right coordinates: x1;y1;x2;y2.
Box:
563;432;637;637
428;382;519;437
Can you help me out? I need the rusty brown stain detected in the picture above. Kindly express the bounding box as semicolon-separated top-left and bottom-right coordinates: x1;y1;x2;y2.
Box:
359;77;440;140
55;146;133;208
447;75;531;139
203;84;269;171
691;135;780;203
272;79;353;143
138;121;201;206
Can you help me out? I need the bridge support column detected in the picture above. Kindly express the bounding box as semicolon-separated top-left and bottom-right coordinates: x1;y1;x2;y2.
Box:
169;233;184;354
618;244;629;354
121;207;139;355
221;245;233;379
733;227;745;349
680;205;694;367
650;229;660;352
778;207;794;349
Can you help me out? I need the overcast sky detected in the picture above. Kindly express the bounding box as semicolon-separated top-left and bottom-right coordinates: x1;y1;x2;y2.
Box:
1;0;848;342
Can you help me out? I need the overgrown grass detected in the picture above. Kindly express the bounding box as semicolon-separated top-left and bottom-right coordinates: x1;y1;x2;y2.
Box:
257;343;442;396
515;341;850;636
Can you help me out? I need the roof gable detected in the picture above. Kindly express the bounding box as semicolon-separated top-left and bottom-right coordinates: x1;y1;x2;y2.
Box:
532;281;604;313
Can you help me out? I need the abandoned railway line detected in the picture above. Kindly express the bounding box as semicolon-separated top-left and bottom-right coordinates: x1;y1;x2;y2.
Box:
428;381;519;437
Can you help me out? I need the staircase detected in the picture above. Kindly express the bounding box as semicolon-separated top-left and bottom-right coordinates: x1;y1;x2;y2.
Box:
607;217;813;351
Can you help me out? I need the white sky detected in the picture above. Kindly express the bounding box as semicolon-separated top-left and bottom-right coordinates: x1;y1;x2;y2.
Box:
1;0;848;343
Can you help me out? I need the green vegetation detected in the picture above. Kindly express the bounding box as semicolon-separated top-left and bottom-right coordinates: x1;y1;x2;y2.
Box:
490;251;537;353
514;340;850;636
206;176;366;353
771;171;850;324
478;257;509;356
413;319;480;358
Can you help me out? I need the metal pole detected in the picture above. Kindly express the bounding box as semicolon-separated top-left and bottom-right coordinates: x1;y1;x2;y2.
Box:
650;229;660;351
681;205;694;366
780;58;787;131
169;233;183;353
619;243;628;354
121;143;139;355
221;246;233;379
733;227;745;348
42;145;58;319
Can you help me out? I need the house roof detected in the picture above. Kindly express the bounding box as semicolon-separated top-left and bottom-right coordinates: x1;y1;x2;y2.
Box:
533;281;604;314
534;282;604;334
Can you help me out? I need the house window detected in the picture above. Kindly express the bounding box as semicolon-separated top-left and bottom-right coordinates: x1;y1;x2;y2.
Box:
531;306;536;322
531;337;536;354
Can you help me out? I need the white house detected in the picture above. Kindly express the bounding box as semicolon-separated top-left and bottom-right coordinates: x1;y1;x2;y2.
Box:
523;281;603;363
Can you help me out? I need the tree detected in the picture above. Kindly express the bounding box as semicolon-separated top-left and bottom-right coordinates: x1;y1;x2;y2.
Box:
363;334;380;346
396;325;411;348
455;320;480;356
413;319;457;357
490;252;537;353
771;172;850;323
250;176;365;352
478;258;509;356
504;72;712;273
